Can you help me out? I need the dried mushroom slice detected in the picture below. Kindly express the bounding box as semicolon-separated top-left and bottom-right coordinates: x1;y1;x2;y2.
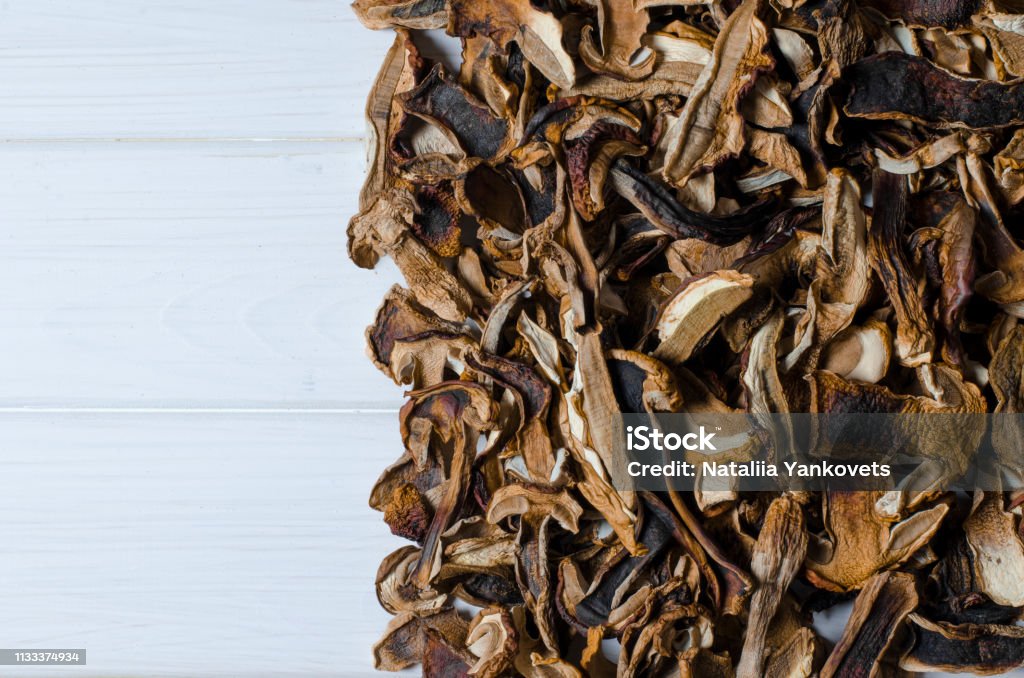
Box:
845;52;1024;129
660;0;774;186
820;570;918;678
901;613;1024;674
805;490;949;592
578;0;656;80
353;0;447;30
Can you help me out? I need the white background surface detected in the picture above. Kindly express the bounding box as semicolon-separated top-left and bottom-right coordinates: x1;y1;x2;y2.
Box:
0;2;409;676
0;2;1011;677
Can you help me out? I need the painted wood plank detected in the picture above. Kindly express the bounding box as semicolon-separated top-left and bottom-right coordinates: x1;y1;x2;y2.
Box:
0;1;466;141
0;140;404;408
0;411;413;677
0;0;396;140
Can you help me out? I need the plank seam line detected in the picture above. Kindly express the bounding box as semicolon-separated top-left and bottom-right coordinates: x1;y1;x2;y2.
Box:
0;407;400;414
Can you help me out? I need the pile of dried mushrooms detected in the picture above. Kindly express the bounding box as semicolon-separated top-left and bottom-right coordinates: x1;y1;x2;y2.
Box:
349;0;1024;674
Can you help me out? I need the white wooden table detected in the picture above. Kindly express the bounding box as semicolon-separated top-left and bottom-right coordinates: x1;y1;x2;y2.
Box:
0;2;411;675
0;3;1011;677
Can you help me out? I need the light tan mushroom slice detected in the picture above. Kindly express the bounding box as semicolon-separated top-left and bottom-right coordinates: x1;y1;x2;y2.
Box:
994;128;1024;204
485;484;583;533
961;151;1024;312
820;320;892;384
806;491;949;592
390;334;476;389
820;169;870;309
874;131;978;174
465;607;518;678
737;495;808;677
820;571;918;678
741;75;794;129
516;312;565;385
376;545;449;615
772;27;816;80
448;0;576;89
977;14;1024;78
660;0;773;186
561;330;641;554
652;271;755;365
579;0;655;80
964;492;1024;606
665;238;750;278
352;0;448;29
353;32;415;219
747;127;809;187
349;194;473;322
758;595;821;677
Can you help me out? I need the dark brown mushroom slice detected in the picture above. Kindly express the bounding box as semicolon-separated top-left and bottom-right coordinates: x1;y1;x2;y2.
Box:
604;215;672;282
820;571;918;678
400;64;512;160
366;286;467;380
908;190;977;366
902;614;1024;674
610;160;776;245
456;572;524;607
381;481;433;542
926;536;1023;626
733;204;819;266
859;0;982;29
845;52;1024;129
868;169;935;367
565;120;646;221
373;608;469;672
458;164;529;235
412;181;462;257
422;625;474;678
558;494;677;631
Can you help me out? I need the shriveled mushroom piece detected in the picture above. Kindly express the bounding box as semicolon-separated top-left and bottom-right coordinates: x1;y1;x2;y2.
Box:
901;613;1024;674
578;0;655;80
868;169;934;367
400;381;497;587
820;571;918;678
845;52;1024;129
736;495;807;677
805;490;949;592
447;0;575;89
660;0;773;186
353;0;447;30
373;608;468;671
651;271;755;365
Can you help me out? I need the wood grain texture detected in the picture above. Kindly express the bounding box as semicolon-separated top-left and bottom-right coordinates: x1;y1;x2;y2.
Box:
0;141;404;409
0;0;395;140
0;412;410;678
